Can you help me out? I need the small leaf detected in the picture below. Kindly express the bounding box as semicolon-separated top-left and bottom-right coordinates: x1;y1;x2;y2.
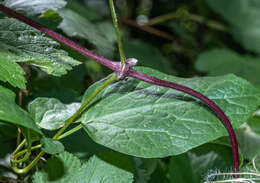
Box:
80;67;260;158
58;9;115;58
28;97;81;130
4;0;66;15
0;55;26;88
33;152;134;183
41;138;64;155
195;49;260;86
0;85;41;134
0;17;81;76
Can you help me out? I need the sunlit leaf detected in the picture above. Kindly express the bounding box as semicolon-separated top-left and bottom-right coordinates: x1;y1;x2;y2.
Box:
80;67;260;158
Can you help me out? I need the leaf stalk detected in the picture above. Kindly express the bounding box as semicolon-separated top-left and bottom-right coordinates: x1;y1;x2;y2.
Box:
109;0;126;67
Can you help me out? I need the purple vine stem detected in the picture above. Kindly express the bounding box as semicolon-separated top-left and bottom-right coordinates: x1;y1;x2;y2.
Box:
0;5;239;175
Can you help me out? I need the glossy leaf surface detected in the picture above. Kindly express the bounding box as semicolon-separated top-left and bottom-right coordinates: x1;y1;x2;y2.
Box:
0;17;81;76
28;97;81;130
80;67;260;158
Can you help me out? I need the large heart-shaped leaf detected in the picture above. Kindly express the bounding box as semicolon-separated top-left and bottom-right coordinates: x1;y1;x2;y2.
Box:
80;67;260;158
0;86;41;134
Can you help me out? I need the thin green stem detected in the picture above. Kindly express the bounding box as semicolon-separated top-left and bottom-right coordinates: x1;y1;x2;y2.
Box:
12;145;42;159
11;74;116;174
147;11;228;32
53;74;116;140
189;14;228;32
147;12;179;25
11;142;31;164
57;124;83;140
11;124;83;158
12;139;26;155
11;151;45;175
10;75;116;174
109;0;126;66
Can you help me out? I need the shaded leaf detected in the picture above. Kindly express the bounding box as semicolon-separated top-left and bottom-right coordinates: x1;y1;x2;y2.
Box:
0;17;81;76
38;9;63;30
60;126;110;159
133;158;158;183
33;151;81;183
41;138;64;155
4;0;66;15
80;67;260;158
66;0;102;21
33;152;133;183
0;85;41;134
97;151;134;173
123;39;176;75
195;49;260;86
0;122;16;158
74;155;133;183
237;122;260;160
58;9;115;58
149;161;168;183
28;97;81;130
168;143;233;183
206;0;260;54
0;55;26;88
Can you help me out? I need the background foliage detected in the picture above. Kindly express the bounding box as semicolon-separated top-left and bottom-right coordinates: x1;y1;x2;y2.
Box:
0;0;260;182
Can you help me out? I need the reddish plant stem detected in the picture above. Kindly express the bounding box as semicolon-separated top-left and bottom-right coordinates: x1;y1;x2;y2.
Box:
127;69;239;174
0;5;239;175
118;18;174;41
0;5;119;72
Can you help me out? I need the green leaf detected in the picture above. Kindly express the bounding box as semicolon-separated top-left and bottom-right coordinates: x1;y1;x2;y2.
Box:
58;9;115;58
60;126;110;159
96;151;134;173
66;0;102;21
33;152;133;183
74;155;133;183
149;161;168;183
0;122;16;158
41;138;64;155
0;85;41;134
4;0;66;15
80;67;260;158
28;97;81;130
38;9;63;30
133;158;158;183
195;49;260;86
206;0;260;54
123;39;176;75
0;55;26;89
0;17;81;76
33;151;81;183
237;122;260;160
168;143;233;183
